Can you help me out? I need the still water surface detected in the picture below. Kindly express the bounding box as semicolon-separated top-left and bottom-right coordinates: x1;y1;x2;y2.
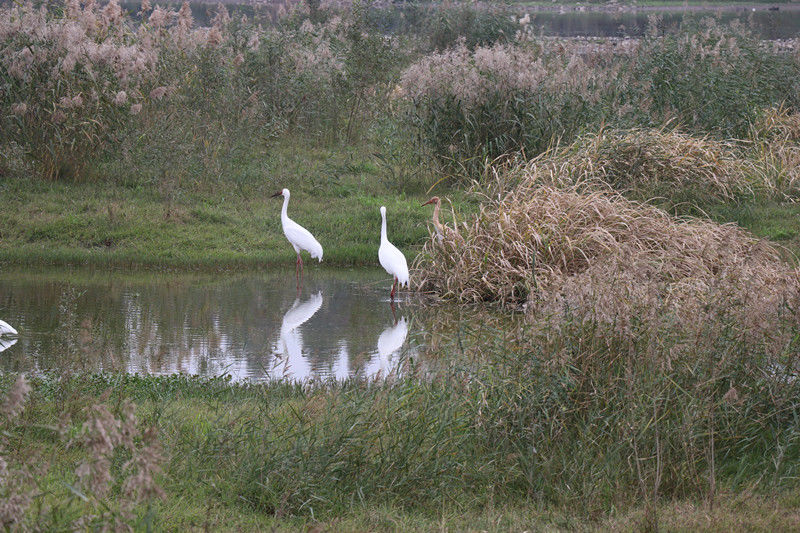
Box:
0;268;434;382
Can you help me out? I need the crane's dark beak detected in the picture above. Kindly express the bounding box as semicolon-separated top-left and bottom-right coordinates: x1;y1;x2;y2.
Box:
421;198;435;207
270;191;283;198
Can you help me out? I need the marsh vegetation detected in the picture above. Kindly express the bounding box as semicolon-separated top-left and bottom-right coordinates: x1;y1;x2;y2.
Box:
3;0;800;530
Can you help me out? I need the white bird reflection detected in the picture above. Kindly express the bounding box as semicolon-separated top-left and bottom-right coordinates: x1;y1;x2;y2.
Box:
0;338;17;353
0;320;18;337
366;316;408;378
0;319;18;353
274;291;323;380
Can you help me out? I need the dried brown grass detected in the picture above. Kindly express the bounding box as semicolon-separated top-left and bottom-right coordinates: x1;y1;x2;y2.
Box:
0;377;165;529
749;107;800;198
415;173;800;353
511;127;758;203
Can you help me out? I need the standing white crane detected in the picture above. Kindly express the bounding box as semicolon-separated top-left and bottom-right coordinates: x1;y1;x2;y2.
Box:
271;188;323;286
378;206;409;301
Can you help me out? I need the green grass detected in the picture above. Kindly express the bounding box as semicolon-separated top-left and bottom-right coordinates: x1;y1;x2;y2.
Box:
0;142;474;270
706;201;800;260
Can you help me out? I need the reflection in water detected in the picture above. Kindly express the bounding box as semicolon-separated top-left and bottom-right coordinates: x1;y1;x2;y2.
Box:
367;316;408;378
0;269;431;382
0;319;17;336
0;338;17;353
0;319;18;354
274;292;323;381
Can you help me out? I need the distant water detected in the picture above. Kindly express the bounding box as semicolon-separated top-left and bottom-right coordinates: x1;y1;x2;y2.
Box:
118;2;800;40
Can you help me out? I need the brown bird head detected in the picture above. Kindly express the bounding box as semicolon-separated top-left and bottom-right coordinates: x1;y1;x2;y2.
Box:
421;196;440;207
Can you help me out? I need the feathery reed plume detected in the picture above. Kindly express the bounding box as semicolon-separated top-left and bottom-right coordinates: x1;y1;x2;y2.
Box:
0;456;32;530
0;376;33;528
1;375;31;421
74;402;123;498
122;426;166;503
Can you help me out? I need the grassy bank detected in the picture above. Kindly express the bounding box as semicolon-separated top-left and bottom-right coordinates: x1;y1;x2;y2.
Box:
4;170;800;270
0;143;471;269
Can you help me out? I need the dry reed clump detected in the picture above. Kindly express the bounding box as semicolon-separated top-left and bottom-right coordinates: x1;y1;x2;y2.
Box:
415;181;800;352
0;377;165;529
513;128;758;202
748;107;800;198
0;376;33;529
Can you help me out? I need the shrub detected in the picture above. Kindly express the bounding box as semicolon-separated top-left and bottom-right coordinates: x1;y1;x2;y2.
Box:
400;40;620;180
0;0;157;179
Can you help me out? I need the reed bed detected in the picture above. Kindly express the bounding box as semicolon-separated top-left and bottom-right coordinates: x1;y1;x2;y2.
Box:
415;177;800;354
748;107;800;198
542;128;757;202
4;313;800;529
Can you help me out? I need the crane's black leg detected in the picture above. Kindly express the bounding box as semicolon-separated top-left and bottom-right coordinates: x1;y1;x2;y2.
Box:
390;277;397;301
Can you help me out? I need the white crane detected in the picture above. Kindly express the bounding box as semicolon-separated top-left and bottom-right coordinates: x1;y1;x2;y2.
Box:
0;338;17;353
0;320;17;337
378;206;409;301
271;188;323;285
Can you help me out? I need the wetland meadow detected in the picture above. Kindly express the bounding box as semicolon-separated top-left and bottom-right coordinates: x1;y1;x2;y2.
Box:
3;0;800;530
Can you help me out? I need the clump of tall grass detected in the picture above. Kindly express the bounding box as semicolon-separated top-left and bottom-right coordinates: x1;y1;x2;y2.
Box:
0;0;402;183
0;0;157;179
399;39;621;179
0;375;165;530
415;176;799;354
518;127;759;204
748;107;800;198
160;317;800;522
633;18;800;138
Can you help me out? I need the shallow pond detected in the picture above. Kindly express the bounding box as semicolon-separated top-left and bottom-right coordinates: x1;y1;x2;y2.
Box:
0;268;449;382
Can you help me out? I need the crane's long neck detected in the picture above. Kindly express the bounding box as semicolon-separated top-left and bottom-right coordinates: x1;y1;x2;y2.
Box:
432;202;442;232
281;194;290;225
381;211;388;244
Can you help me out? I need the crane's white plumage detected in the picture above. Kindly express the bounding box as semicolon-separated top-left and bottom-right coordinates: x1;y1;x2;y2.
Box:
0;338;17;353
272;188;322;289
273;188;323;262
0;320;17;337
378;206;409;300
